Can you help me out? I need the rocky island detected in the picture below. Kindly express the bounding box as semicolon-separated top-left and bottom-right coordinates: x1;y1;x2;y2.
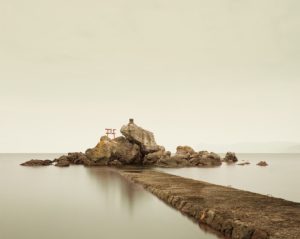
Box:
21;119;225;168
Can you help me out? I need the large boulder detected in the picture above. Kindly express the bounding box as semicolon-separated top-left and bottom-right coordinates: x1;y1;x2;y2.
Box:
85;136;141;165
120;119;160;154
176;146;195;155
189;151;221;167
198;152;221;166
143;147;171;165
223;152;238;163
65;152;88;164
173;145;195;162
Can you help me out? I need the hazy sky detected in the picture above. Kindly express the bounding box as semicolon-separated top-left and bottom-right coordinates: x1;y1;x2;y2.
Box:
0;0;300;153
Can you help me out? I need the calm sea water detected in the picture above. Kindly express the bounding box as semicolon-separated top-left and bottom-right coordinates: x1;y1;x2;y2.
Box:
0;154;217;239
0;154;299;239
161;153;300;203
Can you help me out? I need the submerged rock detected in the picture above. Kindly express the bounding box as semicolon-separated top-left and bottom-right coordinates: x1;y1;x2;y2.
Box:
223;152;238;163
257;161;268;166
20;159;52;166
120;119;160;154
237;161;250;166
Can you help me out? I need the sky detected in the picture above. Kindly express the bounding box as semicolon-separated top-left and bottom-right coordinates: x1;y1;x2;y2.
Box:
0;0;300;153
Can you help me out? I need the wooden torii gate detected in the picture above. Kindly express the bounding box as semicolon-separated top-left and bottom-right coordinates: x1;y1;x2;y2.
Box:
105;128;116;139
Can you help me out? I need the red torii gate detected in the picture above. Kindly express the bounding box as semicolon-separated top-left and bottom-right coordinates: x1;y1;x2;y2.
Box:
105;128;116;139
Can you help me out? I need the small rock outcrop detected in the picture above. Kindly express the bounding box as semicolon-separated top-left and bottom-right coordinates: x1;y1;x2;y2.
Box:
120;119;160;154
224;152;238;163
257;161;268;166
155;147;221;168
176;146;195;155
20;159;52;166
54;152;93;166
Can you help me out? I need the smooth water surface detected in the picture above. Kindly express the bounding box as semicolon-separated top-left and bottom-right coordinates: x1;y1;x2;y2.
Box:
0;154;217;239
161;153;300;202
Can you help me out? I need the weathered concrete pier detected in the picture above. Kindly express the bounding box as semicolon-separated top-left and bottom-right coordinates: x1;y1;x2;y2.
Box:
120;170;300;239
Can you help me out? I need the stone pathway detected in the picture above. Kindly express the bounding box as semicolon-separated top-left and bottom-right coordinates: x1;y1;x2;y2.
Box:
120;170;300;239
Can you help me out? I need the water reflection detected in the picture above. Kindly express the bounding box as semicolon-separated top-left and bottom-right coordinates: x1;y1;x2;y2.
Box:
86;168;147;215
0;154;219;239
86;167;222;239
2;153;298;238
